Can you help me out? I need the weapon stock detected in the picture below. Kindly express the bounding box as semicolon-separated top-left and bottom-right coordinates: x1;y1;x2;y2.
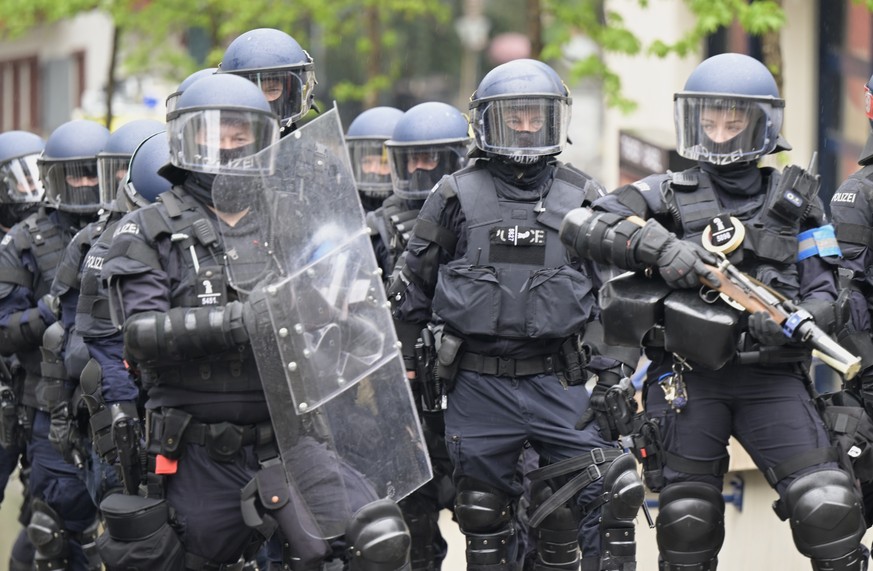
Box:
702;258;861;380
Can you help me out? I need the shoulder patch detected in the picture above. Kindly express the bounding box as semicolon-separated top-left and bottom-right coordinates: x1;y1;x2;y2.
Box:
0;234;10;247
631;181;651;192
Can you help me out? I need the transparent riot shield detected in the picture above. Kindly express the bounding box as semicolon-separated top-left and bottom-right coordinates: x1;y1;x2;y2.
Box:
213;108;431;539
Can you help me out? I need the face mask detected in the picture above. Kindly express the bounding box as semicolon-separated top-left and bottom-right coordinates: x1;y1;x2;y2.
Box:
184;172;217;206
408;168;442;194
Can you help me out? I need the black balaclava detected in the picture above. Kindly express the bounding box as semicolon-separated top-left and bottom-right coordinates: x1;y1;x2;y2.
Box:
183;171;218;207
700;160;762;196
488;155;553;191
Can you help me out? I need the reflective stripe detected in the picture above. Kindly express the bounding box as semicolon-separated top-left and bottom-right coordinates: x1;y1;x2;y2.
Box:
797;224;841;260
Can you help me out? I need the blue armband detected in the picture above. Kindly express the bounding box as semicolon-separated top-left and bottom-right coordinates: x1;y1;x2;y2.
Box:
797;224;841;261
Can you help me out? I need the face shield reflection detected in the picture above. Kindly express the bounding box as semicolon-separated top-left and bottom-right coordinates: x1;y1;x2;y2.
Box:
674;95;782;165
348;138;392;193
387;143;467;199
0;154;44;204
474;97;569;157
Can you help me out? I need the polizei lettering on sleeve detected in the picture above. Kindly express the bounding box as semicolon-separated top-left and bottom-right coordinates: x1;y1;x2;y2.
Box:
490;226;546;246
831;192;857;204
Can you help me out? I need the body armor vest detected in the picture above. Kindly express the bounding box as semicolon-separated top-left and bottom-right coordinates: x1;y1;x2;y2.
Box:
432;164;599;340
367;194;423;276
663;167;803;296
131;188;260;393
5;210;78;410
76;219;119;339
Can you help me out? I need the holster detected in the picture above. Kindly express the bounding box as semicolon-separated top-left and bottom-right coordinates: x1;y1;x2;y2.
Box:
0;382;20;449
559;337;588;386
240;459;331;570
436;334;464;392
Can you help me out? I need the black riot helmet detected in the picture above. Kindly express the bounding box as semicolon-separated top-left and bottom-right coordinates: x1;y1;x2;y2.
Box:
218;28;317;130
0;130;45;228
38;120;110;214
166;73;280;176
119;131;172;212
385;102;471;200
469;59;571;164
97;119;165;210
345;106;404;200
674;53;787;165
165;67;217;116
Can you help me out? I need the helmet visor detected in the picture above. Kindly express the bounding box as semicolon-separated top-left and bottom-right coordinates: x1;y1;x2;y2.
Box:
347;138;392;196
97;152;132;208
0;154;44;204
231;68;316;126
388;142;467;200
39;159;101;213
168;108;279;175
472;97;569;157
674;95;784;165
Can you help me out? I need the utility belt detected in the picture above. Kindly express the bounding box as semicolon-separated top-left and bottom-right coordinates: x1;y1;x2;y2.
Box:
458;352;564;378
147;408;276;465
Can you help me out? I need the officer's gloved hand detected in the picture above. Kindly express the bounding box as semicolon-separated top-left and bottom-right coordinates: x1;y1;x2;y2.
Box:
48;402;85;468
747;311;788;347
655;237;721;290
576;370;622;441
633;220;721;289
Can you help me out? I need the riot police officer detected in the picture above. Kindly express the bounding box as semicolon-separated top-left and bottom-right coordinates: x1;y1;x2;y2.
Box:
346;105;404;213
97;73;413;571
828;72;873;526
0;129;45;570
218;27;317;135
0;119;111;570
561;52;868;570
389;59;644;571
374;101;471;570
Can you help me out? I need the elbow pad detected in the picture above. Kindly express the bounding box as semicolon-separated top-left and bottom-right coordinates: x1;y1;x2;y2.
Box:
0;307;49;356
123;303;248;365
560;208;648;270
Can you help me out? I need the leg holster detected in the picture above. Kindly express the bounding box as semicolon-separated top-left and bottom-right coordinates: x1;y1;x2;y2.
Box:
240;458;331;571
96;492;186;570
345;499;412;571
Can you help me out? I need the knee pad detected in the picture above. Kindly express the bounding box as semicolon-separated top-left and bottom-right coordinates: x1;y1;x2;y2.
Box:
529;480;579;571
345;499;412;571
656;482;724;570
96;493;185;570
26;499;69;570
599;453;645;570
455;478;515;568
783;470;866;567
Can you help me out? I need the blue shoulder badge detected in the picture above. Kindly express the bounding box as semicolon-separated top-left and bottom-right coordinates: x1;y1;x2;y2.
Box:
797;224;841;261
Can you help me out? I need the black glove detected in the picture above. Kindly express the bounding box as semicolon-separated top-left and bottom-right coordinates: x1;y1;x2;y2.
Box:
747;311;788;347
656;237;721;289
576;371;622;440
48;402;85;468
633;220;721;290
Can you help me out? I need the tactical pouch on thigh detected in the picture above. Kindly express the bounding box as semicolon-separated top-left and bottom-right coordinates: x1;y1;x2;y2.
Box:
0;382;20;449
663;290;741;370
820;392;873;482
436;334;464;392
96;493;185;571
599;271;671;347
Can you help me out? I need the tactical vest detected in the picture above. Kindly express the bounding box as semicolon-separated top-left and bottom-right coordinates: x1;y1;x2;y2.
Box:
124;188;261;393
52;211;114;298
834;166;873;255
662;167;805;297
1;209;70;299
76;219;120;339
367;194;423;275
1;209;77;410
432;164;599;339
